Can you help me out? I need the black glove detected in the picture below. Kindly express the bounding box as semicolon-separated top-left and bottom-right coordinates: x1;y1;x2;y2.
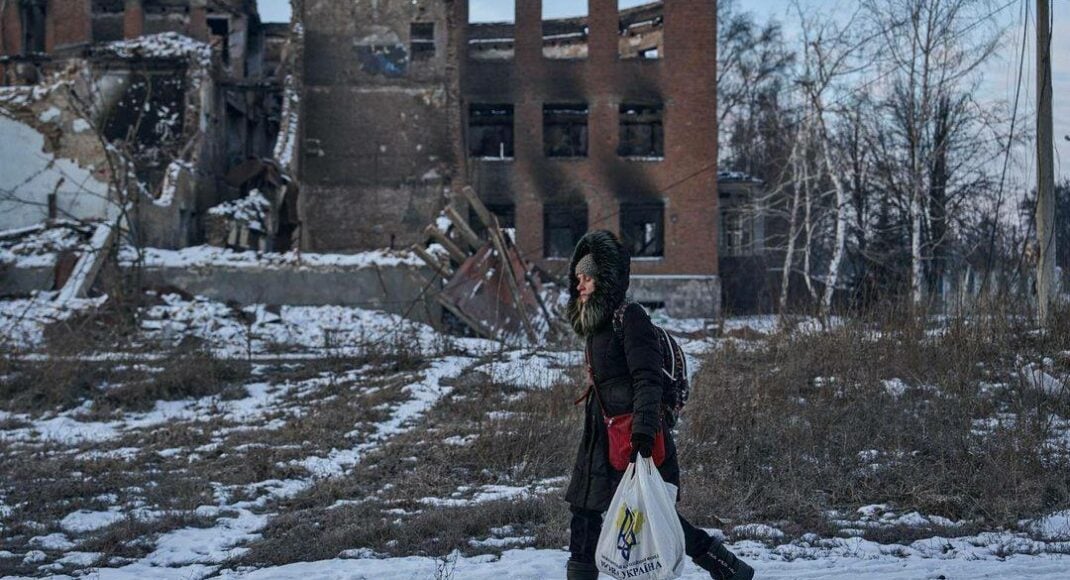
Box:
630;433;654;462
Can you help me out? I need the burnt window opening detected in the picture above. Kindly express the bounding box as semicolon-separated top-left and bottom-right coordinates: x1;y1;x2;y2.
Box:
468;104;514;159
20;0;47;54
620;201;665;257
91;0;125;42
619;103;664;158
470;202;516;239
91;0;123;11
542;1;588;60
543;104;588;158
207;16;230;65
544;202;588;258
468;0;515;61
411;22;435;59
619;1;664;60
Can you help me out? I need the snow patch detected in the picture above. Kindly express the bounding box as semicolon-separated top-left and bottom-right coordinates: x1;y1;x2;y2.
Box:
60;509;125;533
38;107;61;123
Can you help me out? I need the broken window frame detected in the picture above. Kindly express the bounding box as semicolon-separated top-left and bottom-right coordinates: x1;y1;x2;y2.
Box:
543;104;589;158
467;0;516;61
543;202;588;259
618;0;664;61
618;103;664;159
468;104;515;160
410;22;436;60
541;1;589;60
620;201;665;258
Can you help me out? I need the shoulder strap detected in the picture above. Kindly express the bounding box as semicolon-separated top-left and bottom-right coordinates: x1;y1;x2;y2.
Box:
584;339;609;416
611;301;632;341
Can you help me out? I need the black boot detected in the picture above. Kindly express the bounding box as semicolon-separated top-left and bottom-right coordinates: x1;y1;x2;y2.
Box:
566;558;599;580
693;541;754;580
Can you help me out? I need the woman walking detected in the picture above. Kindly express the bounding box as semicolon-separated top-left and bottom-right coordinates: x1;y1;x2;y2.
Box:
564;230;754;580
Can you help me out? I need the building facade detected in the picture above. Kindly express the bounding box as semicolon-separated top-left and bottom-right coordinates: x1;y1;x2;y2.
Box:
298;0;721;317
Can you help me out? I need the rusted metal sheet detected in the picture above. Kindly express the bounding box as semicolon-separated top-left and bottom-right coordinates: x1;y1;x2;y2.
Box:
437;243;547;344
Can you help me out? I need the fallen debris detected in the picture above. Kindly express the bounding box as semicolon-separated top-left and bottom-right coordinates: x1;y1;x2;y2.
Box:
412;187;565;344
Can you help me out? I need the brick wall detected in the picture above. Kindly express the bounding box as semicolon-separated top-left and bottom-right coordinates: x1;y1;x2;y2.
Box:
47;0;92;52
460;0;719;279
298;0;720;288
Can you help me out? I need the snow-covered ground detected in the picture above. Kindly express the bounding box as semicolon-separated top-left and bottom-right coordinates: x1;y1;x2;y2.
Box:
1;292;1069;578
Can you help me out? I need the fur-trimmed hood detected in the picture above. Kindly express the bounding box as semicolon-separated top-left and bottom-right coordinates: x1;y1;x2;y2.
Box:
566;230;631;336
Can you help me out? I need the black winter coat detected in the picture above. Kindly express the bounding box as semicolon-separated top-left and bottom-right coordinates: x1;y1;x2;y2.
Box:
563;231;681;512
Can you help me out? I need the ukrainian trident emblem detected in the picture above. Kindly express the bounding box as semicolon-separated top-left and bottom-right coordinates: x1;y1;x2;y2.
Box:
615;505;645;562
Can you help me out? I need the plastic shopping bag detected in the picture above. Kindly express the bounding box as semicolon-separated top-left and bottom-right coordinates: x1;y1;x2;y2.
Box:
595;457;686;580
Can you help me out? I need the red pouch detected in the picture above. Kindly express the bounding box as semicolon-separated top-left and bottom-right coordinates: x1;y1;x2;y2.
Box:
604;412;666;472
584;343;667;471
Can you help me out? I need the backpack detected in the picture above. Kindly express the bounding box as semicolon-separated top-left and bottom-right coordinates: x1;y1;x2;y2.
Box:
611;302;690;425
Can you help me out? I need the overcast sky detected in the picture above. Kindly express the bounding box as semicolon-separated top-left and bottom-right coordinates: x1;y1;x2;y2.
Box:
257;0;1068;182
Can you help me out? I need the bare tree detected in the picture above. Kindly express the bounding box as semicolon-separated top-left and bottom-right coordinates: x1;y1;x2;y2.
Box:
718;0;794;171
864;0;1004;307
796;4;872;316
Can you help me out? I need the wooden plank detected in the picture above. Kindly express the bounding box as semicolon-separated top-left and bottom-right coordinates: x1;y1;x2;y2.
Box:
445;206;483;251
425;225;468;264
461;185;497;232
410;244;452;279
56;221;116;304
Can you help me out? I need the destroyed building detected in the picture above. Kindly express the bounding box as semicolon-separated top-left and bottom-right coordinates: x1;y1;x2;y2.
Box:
297;0;721;318
0;0;287;250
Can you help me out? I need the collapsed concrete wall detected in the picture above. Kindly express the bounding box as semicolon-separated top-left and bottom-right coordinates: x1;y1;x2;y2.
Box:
123;246;441;323
0;33;222;251
0;84;114;231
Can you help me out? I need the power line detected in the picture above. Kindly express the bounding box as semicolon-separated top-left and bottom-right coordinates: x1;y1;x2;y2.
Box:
983;0;1030;288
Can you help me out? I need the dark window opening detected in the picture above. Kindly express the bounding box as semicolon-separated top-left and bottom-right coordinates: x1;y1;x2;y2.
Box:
468;104;514;159
91;0;123;10
719;208;754;257
91;0;124;42
468;0;515;61
21;0;47;54
543;104;588;158
411;22;435;59
620;201;664;257
619;103;664;158
542;1;588;59
619;1;663;60
544;203;588;258
470;202;516;239
207;17;230;65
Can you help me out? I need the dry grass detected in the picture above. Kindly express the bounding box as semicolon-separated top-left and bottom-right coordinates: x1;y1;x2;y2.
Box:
238;363;583;565
5;298;1070;575
677;304;1070;541
0;348;252;415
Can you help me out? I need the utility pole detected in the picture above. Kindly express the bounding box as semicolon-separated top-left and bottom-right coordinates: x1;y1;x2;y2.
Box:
1036;0;1056;324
